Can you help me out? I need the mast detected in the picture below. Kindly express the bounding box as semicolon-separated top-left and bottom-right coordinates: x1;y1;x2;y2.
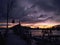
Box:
4;0;13;37
4;1;10;37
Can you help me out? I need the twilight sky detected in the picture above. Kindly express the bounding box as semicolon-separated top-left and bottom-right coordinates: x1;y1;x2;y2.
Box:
0;0;60;24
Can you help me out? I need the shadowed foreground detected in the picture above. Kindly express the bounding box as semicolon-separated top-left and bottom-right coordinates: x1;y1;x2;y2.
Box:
6;30;27;45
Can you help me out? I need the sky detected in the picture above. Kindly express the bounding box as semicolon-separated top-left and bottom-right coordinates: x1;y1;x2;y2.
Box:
0;0;60;25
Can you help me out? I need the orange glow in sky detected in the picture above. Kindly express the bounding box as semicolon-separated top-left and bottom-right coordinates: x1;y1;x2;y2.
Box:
0;22;60;28
21;22;60;28
0;23;18;28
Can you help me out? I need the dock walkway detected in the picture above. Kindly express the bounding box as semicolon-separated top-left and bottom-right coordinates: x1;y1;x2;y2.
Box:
6;30;27;45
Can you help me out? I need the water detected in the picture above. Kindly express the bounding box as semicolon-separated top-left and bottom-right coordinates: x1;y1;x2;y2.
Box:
1;29;59;45
30;30;60;36
30;30;60;45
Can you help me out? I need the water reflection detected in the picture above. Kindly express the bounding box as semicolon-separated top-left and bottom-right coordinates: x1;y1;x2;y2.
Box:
31;30;60;37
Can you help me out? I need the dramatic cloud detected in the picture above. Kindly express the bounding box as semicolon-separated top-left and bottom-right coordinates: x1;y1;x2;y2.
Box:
0;0;60;23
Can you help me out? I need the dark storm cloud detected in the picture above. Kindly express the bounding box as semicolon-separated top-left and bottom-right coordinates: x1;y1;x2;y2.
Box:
0;0;16;19
29;0;60;11
26;0;60;22
53;0;60;9
0;0;7;19
0;0;60;23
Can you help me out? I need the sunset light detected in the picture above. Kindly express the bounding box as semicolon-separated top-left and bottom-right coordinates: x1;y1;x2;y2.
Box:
21;22;60;28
